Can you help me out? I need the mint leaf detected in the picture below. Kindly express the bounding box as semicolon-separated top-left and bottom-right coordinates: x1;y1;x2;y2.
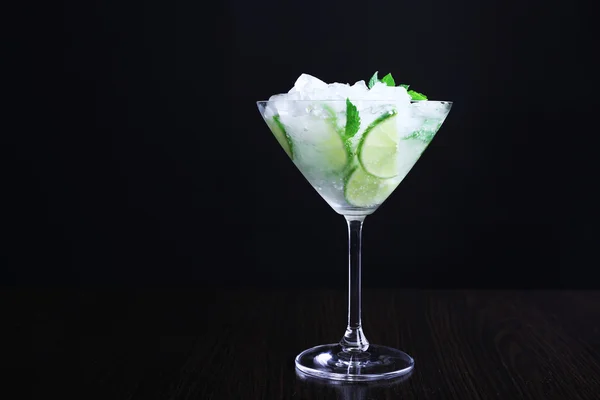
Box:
380;73;395;87
399;84;410;90
345;98;360;139
368;72;379;89
408;90;428;100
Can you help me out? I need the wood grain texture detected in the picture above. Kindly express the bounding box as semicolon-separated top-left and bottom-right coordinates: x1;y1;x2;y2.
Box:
4;289;600;399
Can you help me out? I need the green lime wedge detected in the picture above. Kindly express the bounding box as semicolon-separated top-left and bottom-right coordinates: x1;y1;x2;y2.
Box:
266;115;293;159
357;112;400;179
344;167;397;207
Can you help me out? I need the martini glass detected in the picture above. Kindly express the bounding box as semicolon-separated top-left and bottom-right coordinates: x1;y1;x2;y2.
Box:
296;367;413;399
257;98;452;381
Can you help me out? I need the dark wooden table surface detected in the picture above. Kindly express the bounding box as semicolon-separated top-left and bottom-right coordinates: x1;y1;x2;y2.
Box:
4;289;600;399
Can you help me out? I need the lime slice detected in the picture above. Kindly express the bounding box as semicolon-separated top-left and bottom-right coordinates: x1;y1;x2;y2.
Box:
285;114;349;174
315;123;348;173
266;115;293;159
357;112;400;178
344;167;397;207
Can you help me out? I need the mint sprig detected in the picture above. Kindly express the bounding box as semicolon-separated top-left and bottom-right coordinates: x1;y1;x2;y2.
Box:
344;98;360;139
407;90;427;100
368;72;379;89
367;71;395;88
380;73;395;86
366;71;428;100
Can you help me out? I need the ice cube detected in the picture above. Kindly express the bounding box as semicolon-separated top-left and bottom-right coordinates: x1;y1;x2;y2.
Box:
413;100;451;120
398;107;423;137
350;80;369;95
264;93;285;118
392;85;412;104
326;83;352;99
268;92;304;116
289;73;328;94
269;74;416;126
395;139;428;179
340;80;370;111
365;81;393;100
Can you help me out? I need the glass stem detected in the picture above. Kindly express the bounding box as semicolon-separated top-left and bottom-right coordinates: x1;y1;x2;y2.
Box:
340;215;370;352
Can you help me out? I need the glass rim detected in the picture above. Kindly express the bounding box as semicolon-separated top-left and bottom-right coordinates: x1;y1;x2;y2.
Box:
256;99;453;104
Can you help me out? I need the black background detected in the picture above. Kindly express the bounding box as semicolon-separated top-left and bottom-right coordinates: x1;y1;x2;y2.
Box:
5;0;598;289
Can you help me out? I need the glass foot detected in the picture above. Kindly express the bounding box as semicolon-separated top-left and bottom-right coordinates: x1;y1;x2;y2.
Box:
295;343;414;382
